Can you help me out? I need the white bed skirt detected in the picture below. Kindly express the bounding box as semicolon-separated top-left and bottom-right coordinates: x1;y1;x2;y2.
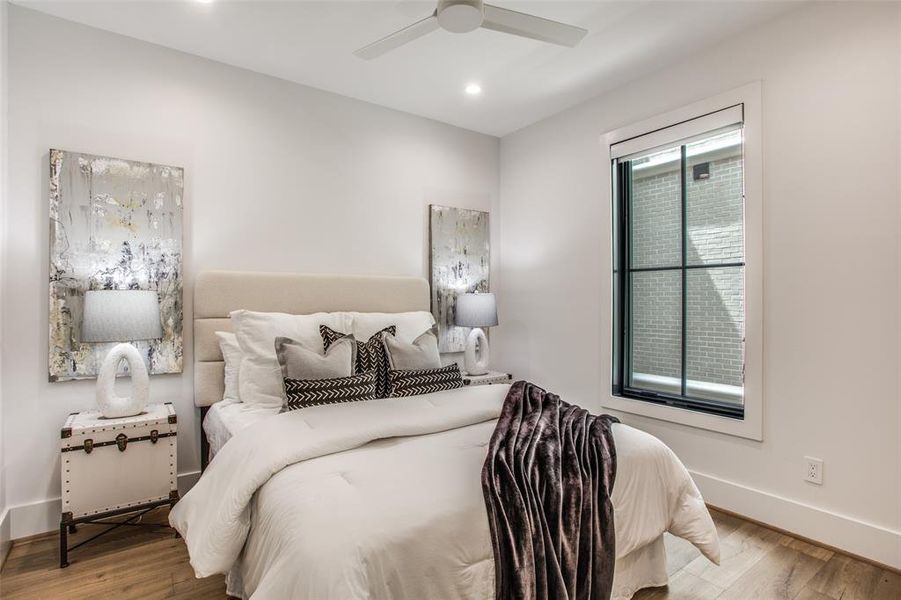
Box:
612;535;668;600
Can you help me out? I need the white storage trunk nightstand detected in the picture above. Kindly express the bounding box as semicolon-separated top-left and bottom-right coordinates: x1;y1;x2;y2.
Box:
59;402;179;567
462;371;512;386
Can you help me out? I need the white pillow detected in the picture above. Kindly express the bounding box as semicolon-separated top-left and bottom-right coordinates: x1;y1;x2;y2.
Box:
348;311;436;344
231;310;351;408
215;331;243;402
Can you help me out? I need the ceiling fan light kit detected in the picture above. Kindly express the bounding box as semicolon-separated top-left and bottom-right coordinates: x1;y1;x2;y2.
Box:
354;0;588;60
437;0;483;33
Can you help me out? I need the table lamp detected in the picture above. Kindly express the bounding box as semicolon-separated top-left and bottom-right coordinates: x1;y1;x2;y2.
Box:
455;292;498;376
81;290;162;418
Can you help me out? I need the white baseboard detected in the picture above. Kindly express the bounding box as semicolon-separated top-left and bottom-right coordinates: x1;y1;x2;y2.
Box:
6;470;202;542
9;497;59;540
691;469;901;569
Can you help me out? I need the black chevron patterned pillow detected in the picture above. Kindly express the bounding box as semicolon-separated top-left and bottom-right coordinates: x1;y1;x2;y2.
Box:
321;325;396;399
388;363;464;397
283;371;377;411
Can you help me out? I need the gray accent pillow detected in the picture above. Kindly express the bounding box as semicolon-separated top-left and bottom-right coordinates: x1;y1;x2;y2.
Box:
382;326;441;371
275;335;356;381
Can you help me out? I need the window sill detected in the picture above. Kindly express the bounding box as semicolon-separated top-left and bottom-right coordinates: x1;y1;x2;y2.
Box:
631;372;743;405
602;393;762;441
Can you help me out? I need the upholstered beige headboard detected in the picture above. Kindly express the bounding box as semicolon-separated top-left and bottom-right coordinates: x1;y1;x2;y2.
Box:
193;270;431;408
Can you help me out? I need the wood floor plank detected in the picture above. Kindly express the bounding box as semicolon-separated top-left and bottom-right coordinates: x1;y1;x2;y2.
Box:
804;554;883;600
663;533;702;576
871;568;901;600
793;588;834;600
635;570;724;600
683;519;787;589
171;575;230;600
715;544;827;600
779;536;834;562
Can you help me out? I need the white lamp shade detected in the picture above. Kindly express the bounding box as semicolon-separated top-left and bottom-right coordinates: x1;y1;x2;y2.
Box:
81;290;163;343
455;292;498;328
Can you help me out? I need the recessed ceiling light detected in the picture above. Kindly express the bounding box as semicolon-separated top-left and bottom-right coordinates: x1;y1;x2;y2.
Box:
465;83;482;96
196;0;214;4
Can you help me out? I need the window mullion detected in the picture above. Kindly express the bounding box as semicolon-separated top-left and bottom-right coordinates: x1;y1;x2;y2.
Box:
680;145;688;398
624;161;633;389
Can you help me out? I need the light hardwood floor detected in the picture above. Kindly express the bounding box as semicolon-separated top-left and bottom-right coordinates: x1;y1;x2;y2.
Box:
1;507;898;599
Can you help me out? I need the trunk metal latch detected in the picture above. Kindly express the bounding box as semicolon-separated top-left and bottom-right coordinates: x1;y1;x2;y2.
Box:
116;433;128;452
150;430;159;444
84;439;94;454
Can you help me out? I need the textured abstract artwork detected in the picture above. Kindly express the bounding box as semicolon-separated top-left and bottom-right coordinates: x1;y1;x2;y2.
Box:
49;149;184;382
429;205;490;353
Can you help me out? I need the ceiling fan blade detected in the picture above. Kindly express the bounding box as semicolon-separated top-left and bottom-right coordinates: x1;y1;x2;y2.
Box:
481;4;587;48
354;12;439;60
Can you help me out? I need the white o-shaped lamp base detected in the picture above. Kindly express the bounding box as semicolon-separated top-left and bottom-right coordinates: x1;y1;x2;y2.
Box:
463;327;490;376
97;343;149;418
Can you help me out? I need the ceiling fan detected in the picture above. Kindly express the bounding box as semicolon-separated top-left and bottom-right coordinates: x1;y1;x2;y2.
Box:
354;0;588;60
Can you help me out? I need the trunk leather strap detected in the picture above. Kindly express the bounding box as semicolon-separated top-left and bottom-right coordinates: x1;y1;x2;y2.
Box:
61;430;176;453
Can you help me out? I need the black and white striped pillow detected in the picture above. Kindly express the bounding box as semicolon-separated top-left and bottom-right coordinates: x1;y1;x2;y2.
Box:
283;371;377;411
321;325;396;399
388;363;464;397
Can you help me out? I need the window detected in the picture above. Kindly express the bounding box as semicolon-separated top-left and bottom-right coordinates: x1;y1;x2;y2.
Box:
612;106;747;419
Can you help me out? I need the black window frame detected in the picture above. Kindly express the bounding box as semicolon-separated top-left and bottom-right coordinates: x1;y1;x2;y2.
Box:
612;130;746;420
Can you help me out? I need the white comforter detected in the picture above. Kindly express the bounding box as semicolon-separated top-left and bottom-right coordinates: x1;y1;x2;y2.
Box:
171;384;719;599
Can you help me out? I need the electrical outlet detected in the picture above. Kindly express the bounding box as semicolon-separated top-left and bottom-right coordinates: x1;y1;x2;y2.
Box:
804;457;823;485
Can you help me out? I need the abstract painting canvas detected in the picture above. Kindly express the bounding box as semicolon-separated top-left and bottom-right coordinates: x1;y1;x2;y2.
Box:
429;205;490;353
49;149;184;382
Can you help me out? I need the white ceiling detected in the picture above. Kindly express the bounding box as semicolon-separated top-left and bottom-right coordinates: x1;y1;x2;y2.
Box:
15;1;794;136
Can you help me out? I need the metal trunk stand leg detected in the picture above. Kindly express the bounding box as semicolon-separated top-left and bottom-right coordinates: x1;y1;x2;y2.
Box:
59;521;69;568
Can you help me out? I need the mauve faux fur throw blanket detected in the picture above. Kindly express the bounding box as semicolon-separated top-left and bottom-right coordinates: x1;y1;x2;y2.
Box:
482;381;620;600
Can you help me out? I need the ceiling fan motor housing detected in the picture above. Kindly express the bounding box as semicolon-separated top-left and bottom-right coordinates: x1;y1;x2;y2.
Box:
437;0;484;33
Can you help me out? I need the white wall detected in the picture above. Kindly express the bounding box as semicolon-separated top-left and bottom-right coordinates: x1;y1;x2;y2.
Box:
3;6;499;537
496;2;900;566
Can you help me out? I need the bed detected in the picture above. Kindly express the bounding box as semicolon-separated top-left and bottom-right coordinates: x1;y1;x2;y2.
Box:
177;270;720;600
